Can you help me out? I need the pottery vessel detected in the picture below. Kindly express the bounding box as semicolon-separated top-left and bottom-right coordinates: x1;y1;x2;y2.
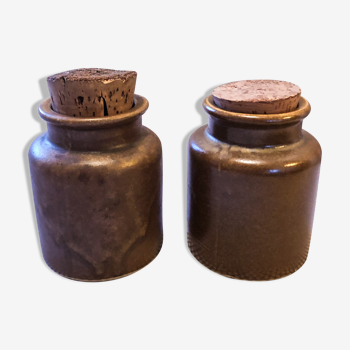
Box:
29;94;163;281
187;93;321;280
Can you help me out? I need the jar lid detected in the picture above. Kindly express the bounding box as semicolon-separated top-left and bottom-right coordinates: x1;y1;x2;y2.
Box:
212;80;301;114
47;68;137;118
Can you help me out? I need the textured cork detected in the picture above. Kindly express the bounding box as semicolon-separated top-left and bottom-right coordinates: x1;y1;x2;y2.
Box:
212;80;301;114
47;68;137;118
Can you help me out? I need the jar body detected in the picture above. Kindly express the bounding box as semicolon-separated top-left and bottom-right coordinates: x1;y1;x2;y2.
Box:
188;125;321;280
29;124;162;281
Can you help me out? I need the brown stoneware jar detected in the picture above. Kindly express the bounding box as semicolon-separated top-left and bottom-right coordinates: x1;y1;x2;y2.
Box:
29;69;163;281
187;80;321;280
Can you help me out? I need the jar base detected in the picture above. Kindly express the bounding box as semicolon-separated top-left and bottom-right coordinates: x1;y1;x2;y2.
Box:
42;240;163;282
188;235;308;281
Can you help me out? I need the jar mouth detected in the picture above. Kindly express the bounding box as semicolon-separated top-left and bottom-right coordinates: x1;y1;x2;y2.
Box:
203;95;310;125
39;94;148;129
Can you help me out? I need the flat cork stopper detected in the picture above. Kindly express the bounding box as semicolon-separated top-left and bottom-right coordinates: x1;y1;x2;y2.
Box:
47;68;137;118
212;80;301;114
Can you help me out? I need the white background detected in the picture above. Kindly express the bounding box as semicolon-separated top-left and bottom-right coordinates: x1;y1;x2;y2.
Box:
1;1;349;349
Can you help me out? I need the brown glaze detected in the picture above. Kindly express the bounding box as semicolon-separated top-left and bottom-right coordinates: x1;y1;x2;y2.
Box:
187;85;321;281
29;72;162;281
47;68;137;118
213;80;301;114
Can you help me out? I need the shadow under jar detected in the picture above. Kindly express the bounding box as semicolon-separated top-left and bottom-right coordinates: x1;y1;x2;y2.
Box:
29;70;163;281
187;82;321;281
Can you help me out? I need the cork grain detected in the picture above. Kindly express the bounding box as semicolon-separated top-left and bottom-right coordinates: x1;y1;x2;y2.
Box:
47;68;137;118
213;80;301;114
47;68;136;83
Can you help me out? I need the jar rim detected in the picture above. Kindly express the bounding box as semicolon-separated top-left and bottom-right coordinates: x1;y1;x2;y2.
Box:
203;95;310;125
38;94;148;129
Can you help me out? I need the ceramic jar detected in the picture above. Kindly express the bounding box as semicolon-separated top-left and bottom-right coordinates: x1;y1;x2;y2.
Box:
187;93;321;280
29;93;163;281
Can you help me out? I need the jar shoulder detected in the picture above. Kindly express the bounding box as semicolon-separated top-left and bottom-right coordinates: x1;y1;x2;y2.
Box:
189;125;321;174
29;126;162;171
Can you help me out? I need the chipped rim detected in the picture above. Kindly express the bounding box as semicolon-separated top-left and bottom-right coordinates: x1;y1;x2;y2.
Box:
203;95;311;125
39;94;148;129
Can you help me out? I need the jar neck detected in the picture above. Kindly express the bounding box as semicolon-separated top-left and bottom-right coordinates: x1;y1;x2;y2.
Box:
38;94;149;151
208;116;302;148
47;117;142;151
203;95;311;148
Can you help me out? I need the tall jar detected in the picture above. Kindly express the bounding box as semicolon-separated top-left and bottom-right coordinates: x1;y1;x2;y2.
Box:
29;69;163;281
187;83;321;280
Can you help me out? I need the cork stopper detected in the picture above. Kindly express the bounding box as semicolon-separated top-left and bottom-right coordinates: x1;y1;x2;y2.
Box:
47;68;137;118
212;80;301;114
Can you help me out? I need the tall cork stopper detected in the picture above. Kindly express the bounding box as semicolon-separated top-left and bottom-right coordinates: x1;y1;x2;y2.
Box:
212;80;301;114
47;68;137;118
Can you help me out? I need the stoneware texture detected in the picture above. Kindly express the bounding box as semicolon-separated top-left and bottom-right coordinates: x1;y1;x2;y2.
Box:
29;70;163;281
187;81;321;281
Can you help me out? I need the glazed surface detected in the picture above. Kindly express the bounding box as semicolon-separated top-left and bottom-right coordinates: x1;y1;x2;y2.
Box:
29;126;163;281
187;125;321;280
